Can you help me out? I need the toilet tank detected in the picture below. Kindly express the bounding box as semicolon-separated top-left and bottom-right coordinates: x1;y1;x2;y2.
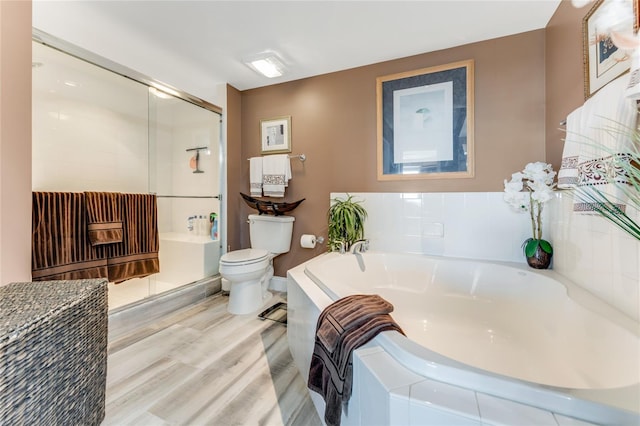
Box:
249;214;295;254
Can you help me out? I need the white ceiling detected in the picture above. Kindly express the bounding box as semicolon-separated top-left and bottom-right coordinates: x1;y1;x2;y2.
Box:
33;1;562;102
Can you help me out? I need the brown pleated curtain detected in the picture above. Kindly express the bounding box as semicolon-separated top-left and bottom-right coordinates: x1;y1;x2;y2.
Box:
32;191;159;283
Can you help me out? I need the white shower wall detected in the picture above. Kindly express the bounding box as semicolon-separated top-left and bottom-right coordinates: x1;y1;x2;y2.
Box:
32;42;149;193
32;41;222;310
150;97;221;235
335;192;639;322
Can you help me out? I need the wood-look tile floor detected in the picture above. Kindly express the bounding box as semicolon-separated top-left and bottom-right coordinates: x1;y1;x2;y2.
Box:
103;293;322;426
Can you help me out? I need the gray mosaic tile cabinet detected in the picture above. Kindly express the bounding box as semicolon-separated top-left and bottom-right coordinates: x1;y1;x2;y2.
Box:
0;279;108;425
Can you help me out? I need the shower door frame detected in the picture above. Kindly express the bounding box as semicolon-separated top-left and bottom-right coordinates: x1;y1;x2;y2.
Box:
33;29;222;115
32;28;226;305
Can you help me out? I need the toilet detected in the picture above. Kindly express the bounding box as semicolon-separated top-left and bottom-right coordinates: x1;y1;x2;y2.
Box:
219;214;295;315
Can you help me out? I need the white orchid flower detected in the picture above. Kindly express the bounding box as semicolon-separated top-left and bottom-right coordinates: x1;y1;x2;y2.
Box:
504;162;556;242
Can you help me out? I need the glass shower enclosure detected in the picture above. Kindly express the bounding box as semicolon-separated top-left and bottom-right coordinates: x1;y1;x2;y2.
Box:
32;36;223;310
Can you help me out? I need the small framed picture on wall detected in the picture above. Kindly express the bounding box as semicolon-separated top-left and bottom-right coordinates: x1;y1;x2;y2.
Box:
260;116;291;154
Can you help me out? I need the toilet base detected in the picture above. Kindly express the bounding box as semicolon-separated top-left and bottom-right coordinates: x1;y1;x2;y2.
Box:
227;279;272;315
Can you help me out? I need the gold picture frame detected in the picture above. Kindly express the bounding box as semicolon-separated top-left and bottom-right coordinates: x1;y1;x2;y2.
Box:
260;116;291;154
376;60;474;181
583;0;633;99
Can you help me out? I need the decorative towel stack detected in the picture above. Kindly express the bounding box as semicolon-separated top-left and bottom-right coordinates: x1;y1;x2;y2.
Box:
249;154;292;197
559;74;637;213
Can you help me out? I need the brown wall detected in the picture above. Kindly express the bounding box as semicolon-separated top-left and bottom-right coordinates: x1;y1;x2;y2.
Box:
545;0;588;171
226;84;244;254
229;30;544;276
223;4;593;279
232;29;548;276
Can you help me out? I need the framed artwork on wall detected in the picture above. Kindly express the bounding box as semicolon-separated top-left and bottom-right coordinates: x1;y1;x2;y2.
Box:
376;59;474;181
583;0;633;99
260;116;291;154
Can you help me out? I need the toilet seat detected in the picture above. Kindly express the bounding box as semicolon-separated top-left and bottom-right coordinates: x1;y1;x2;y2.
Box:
220;248;270;267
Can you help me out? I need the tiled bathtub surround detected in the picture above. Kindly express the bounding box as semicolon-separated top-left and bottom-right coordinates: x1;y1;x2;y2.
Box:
287;263;639;426
549;192;639;322
333;192;640;321
332;192;535;262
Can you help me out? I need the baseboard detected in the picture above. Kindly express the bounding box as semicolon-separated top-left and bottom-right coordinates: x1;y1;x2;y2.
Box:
108;275;221;343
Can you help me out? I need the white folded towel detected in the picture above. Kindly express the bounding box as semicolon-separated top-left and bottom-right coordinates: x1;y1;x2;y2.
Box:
250;157;263;197
573;74;637;213
557;106;582;189
262;154;291;197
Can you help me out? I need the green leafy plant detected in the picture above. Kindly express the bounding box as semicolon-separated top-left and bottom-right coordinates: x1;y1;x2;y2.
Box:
522;238;553;258
327;194;368;252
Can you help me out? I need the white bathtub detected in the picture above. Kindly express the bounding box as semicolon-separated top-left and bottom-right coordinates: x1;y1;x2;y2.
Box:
287;252;640;425
156;232;219;286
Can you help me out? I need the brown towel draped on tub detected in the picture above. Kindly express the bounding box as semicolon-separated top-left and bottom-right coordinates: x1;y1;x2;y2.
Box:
85;192;123;246
308;294;404;426
32;191;159;283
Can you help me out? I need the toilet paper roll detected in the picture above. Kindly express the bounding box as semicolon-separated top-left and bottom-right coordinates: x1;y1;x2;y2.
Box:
300;234;316;249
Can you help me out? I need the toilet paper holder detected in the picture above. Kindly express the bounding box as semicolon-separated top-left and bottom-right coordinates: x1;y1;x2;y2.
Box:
300;234;324;248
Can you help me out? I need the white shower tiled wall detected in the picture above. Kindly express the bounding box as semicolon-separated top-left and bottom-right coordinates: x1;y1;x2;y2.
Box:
32;40;149;193
32;41;223;309
333;192;640;322
333;192;533;263
549;191;639;322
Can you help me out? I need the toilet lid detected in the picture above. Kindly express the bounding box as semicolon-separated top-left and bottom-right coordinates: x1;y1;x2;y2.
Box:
220;248;269;264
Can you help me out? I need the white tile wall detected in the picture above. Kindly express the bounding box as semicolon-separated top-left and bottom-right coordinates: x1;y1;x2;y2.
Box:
549;192;640;321
410;378;479;420
333;192;533;263
33;41;150;193
33;41;222;233
350;343;585;426
554;413;600;426
32;42;223;308
476;393;557;426
332;192;640;322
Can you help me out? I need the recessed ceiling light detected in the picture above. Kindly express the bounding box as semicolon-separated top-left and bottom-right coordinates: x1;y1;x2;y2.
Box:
243;51;286;78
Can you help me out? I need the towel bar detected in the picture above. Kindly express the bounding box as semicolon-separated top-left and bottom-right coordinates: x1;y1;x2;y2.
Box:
247;153;306;162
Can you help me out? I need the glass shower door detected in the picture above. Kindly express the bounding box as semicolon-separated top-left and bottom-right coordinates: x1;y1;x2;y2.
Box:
33;37;224;310
148;88;222;296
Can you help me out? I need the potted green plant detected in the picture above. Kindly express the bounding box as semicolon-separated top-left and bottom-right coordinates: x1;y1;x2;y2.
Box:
327;194;368;252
